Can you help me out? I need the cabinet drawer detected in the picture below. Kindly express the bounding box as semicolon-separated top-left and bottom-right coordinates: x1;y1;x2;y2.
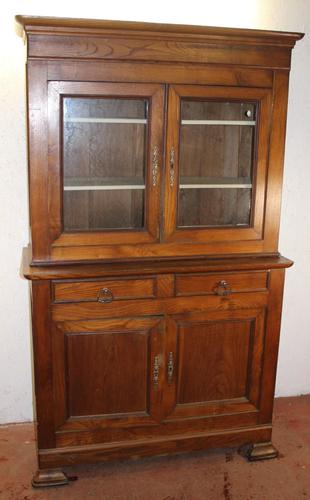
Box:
175;271;268;297
53;277;156;303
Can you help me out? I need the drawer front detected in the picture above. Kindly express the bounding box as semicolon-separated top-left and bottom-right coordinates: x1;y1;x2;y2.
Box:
53;277;156;303
175;271;268;297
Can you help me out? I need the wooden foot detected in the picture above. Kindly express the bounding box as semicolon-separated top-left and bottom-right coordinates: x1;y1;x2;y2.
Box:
239;442;278;461
32;469;69;488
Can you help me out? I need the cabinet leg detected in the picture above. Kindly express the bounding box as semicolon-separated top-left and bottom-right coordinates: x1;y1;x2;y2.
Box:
239;442;278;461
32;469;69;488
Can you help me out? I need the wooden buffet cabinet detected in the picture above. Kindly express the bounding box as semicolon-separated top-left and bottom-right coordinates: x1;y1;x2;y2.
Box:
16;15;303;487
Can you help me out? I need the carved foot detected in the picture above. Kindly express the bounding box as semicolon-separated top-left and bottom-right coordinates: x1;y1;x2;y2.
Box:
239;442;278;461
32;469;69;488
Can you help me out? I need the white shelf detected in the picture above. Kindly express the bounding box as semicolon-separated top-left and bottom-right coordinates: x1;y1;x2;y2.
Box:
180;183;252;189
64;185;145;191
181;120;255;126
179;176;252;189
64;118;147;124
65;183;250;191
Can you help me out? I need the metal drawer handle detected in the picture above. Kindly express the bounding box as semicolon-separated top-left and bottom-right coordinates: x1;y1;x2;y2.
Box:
97;288;114;303
214;280;232;296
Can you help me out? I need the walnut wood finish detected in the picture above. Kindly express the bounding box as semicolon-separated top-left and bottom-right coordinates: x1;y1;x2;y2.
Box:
31;281;55;449
163;84;271;244
53;276;156;303
16;15;302;70
16;17;301;484
22;246;293;279
175;271;268;296
52;317;164;427
26;260;289;467
39;426;273;468
48;81;164;249
162;308;265;420
47;61;274;88
16;16;303;263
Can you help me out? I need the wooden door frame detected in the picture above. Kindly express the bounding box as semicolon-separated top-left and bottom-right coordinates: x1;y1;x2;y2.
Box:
47;81;165;251
162;308;266;421
52;316;166;439
163;84;272;245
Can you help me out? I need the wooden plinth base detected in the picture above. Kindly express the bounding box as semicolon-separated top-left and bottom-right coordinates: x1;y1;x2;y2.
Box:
239;442;278;461
32;469;69;488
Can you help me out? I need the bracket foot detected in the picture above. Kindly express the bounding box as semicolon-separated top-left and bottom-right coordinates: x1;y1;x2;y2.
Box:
239;442;278;461
32;469;69;488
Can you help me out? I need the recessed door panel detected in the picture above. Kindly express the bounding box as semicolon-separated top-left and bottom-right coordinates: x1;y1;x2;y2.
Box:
177;320;251;404
66;331;149;416
163;308;265;420
52;317;165;430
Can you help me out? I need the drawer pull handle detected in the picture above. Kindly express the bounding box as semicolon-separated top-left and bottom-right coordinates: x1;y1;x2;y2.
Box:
214;280;232;296
97;288;114;303
153;355;160;386
167;352;174;384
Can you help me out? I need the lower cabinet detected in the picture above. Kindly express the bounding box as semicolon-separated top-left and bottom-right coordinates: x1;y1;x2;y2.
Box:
29;265;287;480
50;306;266;449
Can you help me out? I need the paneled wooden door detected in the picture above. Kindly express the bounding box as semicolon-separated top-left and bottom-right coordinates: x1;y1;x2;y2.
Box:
163;85;272;248
48;82;165;251
52;317;165;441
162;308;266;421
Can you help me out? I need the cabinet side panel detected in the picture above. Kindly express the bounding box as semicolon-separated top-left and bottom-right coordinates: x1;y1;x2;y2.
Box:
27;61;50;261
263;71;290;252
31;280;55;448
259;268;285;423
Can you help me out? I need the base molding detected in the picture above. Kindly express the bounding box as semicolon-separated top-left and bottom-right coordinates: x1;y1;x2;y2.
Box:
39;425;272;468
32;469;69;488
239;441;278;461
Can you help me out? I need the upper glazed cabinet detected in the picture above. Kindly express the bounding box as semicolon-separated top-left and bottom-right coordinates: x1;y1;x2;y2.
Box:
18;16;302;264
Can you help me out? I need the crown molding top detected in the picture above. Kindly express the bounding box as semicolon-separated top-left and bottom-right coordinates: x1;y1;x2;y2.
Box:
15;15;304;48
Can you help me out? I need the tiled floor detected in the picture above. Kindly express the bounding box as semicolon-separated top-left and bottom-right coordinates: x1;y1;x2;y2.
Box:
0;396;309;500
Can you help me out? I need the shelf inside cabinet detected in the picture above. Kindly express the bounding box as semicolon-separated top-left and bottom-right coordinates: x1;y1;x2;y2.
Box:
179;177;252;189
64;118;147;124
64;177;145;191
181;120;256;126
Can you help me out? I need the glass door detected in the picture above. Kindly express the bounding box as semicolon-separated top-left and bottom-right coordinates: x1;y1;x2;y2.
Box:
63;97;149;232
48;82;164;250
164;85;272;246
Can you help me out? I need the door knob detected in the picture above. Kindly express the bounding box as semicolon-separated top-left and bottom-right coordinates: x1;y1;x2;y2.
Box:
214;280;232;296
97;288;114;303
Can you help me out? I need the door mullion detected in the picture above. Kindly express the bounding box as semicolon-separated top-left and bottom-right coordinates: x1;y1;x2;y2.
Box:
162;316;178;419
163;86;180;241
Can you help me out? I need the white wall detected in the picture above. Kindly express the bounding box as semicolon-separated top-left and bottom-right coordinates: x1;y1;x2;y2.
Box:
0;0;309;424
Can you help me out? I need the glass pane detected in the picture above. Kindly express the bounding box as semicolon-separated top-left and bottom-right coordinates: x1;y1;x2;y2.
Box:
63;97;148;231
178;100;256;228
178;188;251;227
